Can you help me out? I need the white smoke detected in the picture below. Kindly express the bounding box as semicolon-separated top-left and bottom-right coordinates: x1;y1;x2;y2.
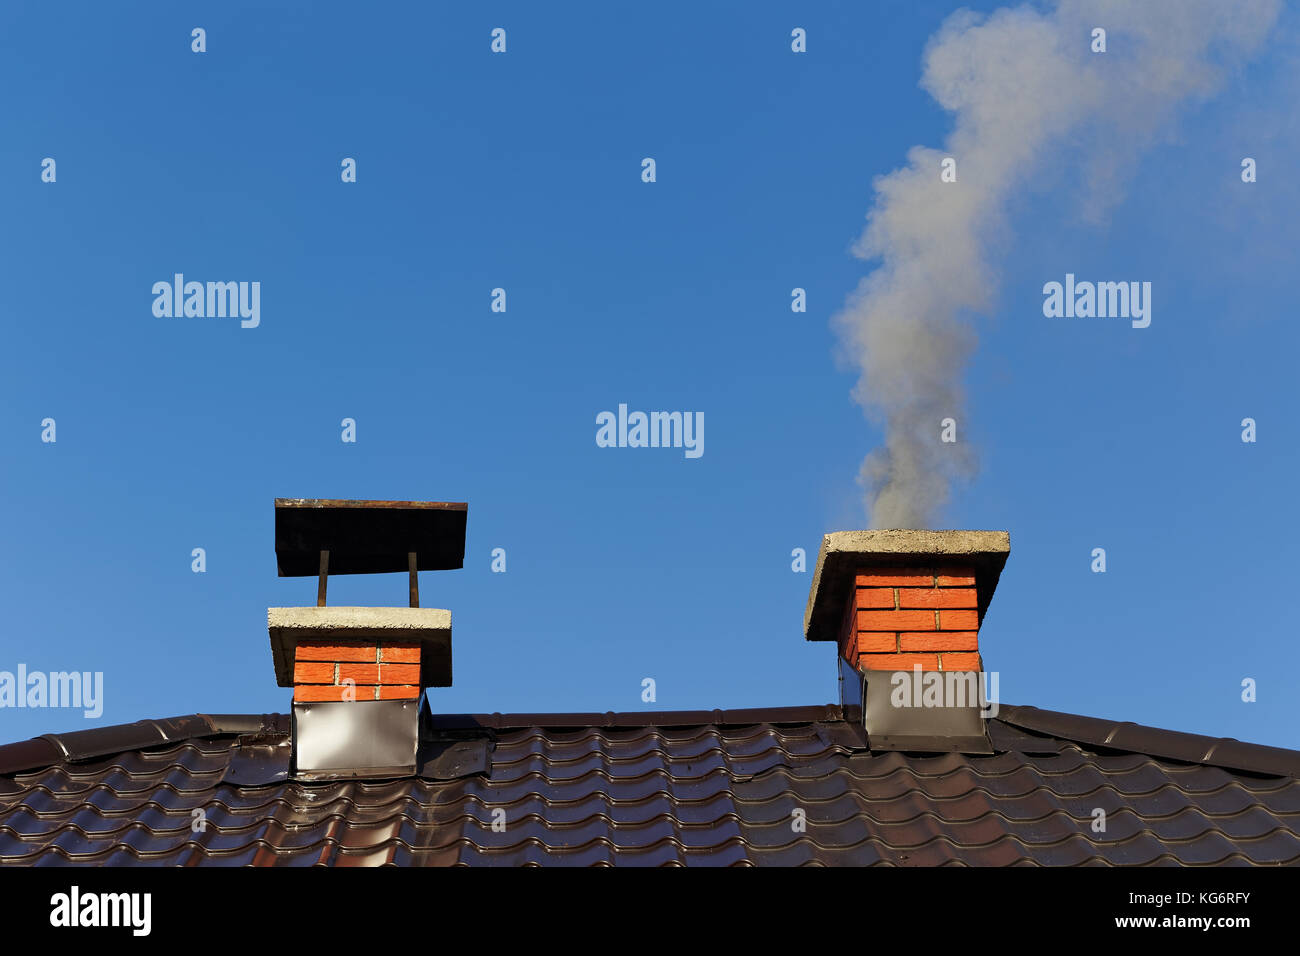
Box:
835;0;1281;528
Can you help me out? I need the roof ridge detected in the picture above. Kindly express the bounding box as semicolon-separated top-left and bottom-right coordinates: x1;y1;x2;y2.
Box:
3;704;1298;780
424;705;844;731
998;705;1300;779
0;708;842;776
0;714;286;775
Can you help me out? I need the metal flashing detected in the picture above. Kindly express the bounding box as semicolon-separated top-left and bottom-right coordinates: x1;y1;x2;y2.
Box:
292;699;420;779
860;668;994;753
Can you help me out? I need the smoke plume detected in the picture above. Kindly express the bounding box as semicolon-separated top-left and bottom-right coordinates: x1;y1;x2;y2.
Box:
835;0;1280;528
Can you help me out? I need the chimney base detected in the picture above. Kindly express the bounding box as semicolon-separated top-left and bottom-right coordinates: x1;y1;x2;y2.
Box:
841;659;994;753
292;698;420;780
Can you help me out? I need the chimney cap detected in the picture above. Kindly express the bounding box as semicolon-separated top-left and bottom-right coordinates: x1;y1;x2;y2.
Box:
268;606;452;688
804;530;1010;642
274;498;467;576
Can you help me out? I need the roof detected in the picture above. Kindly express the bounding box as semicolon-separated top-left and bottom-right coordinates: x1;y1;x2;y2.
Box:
2;705;1298;866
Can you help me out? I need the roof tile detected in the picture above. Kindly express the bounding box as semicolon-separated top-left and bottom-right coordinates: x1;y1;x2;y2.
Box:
2;709;1298;866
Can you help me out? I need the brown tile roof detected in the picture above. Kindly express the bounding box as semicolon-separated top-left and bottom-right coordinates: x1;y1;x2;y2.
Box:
1;705;1297;866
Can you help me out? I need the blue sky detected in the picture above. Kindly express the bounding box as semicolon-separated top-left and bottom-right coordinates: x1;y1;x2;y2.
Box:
1;1;1297;748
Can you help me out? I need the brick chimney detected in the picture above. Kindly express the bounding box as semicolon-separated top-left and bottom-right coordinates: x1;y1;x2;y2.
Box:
267;498;466;779
269;607;449;703
804;531;1010;672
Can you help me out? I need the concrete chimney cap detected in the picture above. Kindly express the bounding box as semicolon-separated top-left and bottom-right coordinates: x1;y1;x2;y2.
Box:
803;530;1011;643
268;606;452;688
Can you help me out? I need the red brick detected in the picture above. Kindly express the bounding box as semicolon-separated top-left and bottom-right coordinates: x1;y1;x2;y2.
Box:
939;652;981;670
295;642;376;662
379;663;421;685
938;609;979;630
294;684;379;702
380;643;421;663
292;661;335;684
378;685;420;700
338;663;380;684
937;566;976;587
855;588;896;609
899;587;977;609
855;571;934;587
856;632;898;653
857;609;935;631
839;631;858;661
858;652;940;671
899;631;979;652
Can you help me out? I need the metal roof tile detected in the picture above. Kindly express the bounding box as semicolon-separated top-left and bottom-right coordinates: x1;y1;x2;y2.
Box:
3;708;1299;866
